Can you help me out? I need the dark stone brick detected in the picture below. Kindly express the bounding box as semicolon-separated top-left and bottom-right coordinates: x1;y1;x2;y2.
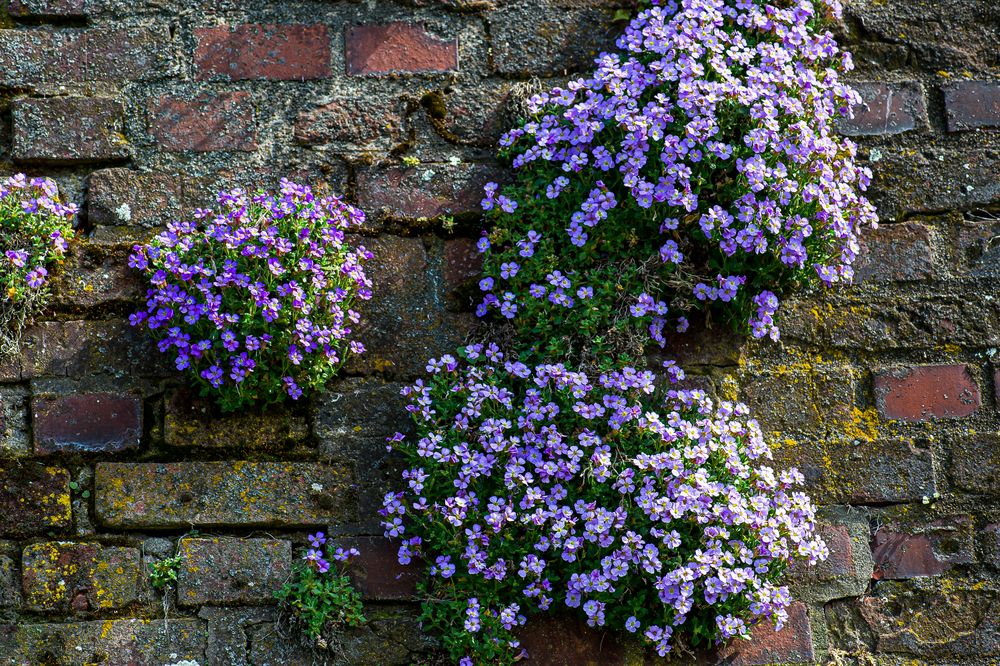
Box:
873;515;975;580
195;24;331;81
32;392;142;455
739;363;855;434
0;463;72;537
76;27;175;82
874;364;980;421
837;82;927;136
94;461;357;529
176;537;291;607
20;320;163;380
950;434;1000;495
150;91;257;152
346;23;458;76
21;541;140;612
716;601;814;665
12;97;129;164
944;81;1000;131
983;524;1000;570
854;222;934;283
0;555;19;610
0;31;81;86
517;614;629;666
87;168;183;230
163;390;308;450
334;537;420;600
443;237;482;291
356;163;501;220
489;5;615;76
0;619;206;665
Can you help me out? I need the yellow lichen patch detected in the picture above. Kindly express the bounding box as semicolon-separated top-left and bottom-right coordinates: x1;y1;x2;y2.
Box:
841;407;883;444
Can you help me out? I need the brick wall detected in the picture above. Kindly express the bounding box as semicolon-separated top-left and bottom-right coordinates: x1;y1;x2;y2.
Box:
0;0;998;664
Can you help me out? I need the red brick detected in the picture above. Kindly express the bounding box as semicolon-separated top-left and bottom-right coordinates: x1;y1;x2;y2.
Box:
333;537;420;601
32;393;142;455
356;163;501;220
346;23;458;76
195;24;330;81
716;602;814;665
7;0;86;17
294;98;403;146
0;464;72;537
854;222;934;283
944;82;1000;131
87;168;183;229
150;92;257;152
872;515;975;579
12;97;129;163
874;364;980;421
837;82;926;136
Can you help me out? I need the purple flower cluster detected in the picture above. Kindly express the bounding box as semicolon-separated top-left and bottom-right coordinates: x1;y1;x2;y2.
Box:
383;345;827;661
478;0;877;347
0;174;75;300
130;179;373;410
303;532;360;574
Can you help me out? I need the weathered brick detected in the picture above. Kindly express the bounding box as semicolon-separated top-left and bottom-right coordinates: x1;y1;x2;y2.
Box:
0;31;79;86
195;24;330;81
788;508;874;603
176;537;291;607
983;523;1000;570
873;515;975;580
0;619;206;665
78;27;174;82
356;163;501;220
294;97;404;147
874;364;980;421
349;235;475;380
854;222;934;283
20;319;164;380
22;541;140;612
94;461;356;529
150;91;257;152
716;601;814;665
837;82;927;136
443;237;482;291
50;243;144;311
517;615;628;665
7;0;87;16
163;389;308;450
950;434;1000;495
0;386;31;457
944;81;1000;131
346;23;458;75
0;464;71;537
0;555;19;610
12;97;129;163
87;168;183;229
334;537;419;600
827;580;1000;658
32;393;142;455
489;6;614;76
739;364;855;434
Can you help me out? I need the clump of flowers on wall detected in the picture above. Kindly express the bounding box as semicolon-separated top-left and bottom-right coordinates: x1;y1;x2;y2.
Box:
383;346;827;664
477;0;877;365
0;174;75;355
130;179;373;411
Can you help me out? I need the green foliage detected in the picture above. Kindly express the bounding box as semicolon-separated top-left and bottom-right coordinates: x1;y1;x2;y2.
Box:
149;554;182;592
275;545;366;643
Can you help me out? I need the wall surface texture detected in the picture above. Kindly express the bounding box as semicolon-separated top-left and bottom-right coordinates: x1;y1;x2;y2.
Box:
0;0;998;664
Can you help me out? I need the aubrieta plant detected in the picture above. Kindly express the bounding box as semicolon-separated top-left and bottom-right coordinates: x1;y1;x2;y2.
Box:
477;0;878;364
382;345;827;664
275;532;366;645
129;179;373;411
0;174;74;355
